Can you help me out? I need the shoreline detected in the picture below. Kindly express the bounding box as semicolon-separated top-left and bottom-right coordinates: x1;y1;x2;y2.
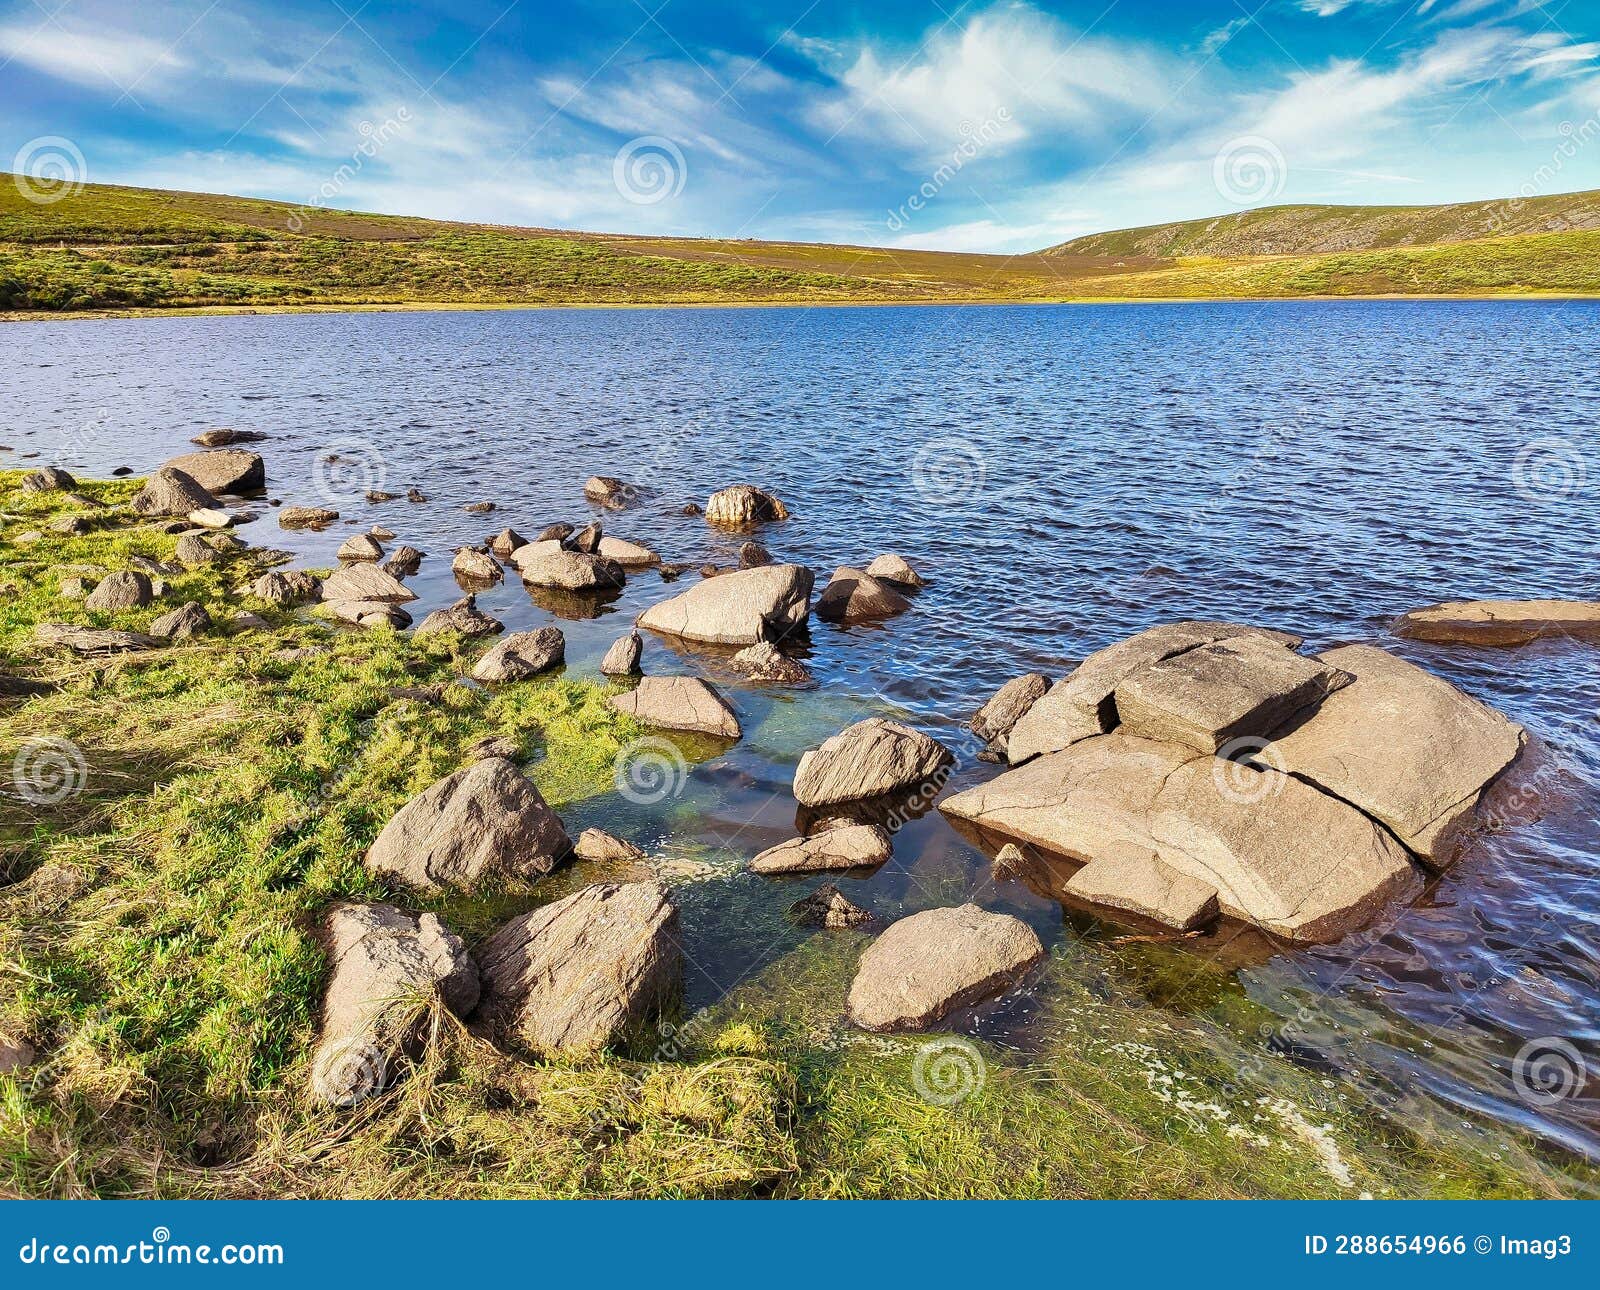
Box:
5;289;1600;323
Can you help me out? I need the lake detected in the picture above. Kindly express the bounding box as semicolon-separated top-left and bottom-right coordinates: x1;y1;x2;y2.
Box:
5;299;1598;1165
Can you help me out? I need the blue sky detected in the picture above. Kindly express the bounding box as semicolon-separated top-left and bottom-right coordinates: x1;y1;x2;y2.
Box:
3;0;1598;251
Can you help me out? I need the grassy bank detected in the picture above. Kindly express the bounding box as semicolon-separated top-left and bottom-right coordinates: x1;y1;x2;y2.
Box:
4;179;1599;317
0;471;1588;1197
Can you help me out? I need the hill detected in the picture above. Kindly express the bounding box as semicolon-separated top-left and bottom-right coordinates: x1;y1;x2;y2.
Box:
1045;188;1600;258
2;177;1599;314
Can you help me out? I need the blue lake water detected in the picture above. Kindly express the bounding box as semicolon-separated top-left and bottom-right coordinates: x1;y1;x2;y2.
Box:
4;299;1598;1166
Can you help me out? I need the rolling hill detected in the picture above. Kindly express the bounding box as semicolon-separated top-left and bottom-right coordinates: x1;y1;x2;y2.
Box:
2;176;1598;314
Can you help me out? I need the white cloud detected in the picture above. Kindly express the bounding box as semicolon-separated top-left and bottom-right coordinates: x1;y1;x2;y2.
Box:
0;19;187;90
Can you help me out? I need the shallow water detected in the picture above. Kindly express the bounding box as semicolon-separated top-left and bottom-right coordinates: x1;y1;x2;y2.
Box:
5;299;1598;1161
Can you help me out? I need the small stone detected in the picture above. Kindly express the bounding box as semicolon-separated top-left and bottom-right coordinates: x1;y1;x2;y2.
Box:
150;601;212;640
536;522;574;543
816;567;911;624
789;883;873;929
131;468;217;517
600;631;643;676
468;735;522;761
704;484;788;527
0;1036;37;1074
85;571;153;612
584;476;633;505
366;490;398;503
575;828;648;863
452;547;503;584
793;718;953;807
406;487;428;503
338;533;385;562
489;528;527;558
252;570;321;605
738;541;771;568
187;507;234;530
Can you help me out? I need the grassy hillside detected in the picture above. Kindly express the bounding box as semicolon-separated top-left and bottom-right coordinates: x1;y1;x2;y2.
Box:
3;177;1599;314
1048;188;1600;258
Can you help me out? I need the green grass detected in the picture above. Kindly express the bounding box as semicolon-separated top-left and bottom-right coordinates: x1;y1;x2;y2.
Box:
0;473;1590;1198
8;177;1596;315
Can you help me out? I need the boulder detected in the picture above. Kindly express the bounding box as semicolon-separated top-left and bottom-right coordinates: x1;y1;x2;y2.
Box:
705;484;788;527
35;623;159;653
150;601;211;640
488;528;527;558
382;545;424;578
864;553;925;589
610;675;741;738
208;532;247;554
939;732;1415;943
749;824;892;874
279;506;339;529
130;467;217;517
789;883;873;929
471;628;565;682
574;828;647;863
567;522;603;553
160;449;265;494
793;718;952;808
1112;634;1351;755
816;567;912;624
637;563;813;646
1394;599;1600;646
971;673;1050;753
536;523;574;543
414;596;504;640
1063;849;1220;931
729;640;813;684
584;475;633;504
1266;644;1527;865
22;466;75;493
191;428;267;447
309;902;479;1108
49;515;91;536
365;757;570;891
58;575;90;600
738;541;771;569
452;547;503;584
322;562;416;604
596;536;659;567
846;904;1044;1031
338;533;384;562
1005;621;1302;765
173;533;221;567
85;570;153;612
517;547;625;591
475;883;681;1057
599;631;643;676
186;507;233;530
252;570;321;605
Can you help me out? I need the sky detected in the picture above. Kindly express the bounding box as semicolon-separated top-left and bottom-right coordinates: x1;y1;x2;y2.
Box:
2;0;1599;252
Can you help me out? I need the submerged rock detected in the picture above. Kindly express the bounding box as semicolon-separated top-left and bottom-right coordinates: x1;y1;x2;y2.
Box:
309;902;479;1108
637;563;813;646
279;505;340;529
365;757;571;891
130;467;217;517
1394;599;1600;646
789;883;873;929
471;628;565;681
599;630;643;676
85;570;153;612
729;640;813;684
1266;644;1526;865
792;718;953;808
847;904;1044;1032
749;824;892;874
815;567;912;624
160;449;265;494
705;484;788;527
475;882;681;1057
610;675;741;739
574;827;648;863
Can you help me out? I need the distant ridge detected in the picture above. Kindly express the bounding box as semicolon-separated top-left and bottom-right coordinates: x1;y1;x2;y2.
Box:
1046;188;1600;259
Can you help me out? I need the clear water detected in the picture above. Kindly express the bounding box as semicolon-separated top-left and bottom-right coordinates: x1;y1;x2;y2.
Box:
5;299;1597;1160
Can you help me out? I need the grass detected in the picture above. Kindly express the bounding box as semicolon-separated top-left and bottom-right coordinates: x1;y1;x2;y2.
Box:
0;471;1592;1198
5;178;1598;317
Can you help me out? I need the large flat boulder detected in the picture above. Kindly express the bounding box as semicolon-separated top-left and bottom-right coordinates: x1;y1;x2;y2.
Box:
310;902;479;1107
610;675;741;739
1113;634;1351;754
793;717;952;807
749;824;893;874
161;449;265;494
1062;849;1220;931
1005;621;1300;765
1394;599;1600;646
846;904;1044;1031
35;623;158;653
364;757;570;891
940;732;1415;942
475;883;681;1057
1266;644;1527;865
637;563;813;645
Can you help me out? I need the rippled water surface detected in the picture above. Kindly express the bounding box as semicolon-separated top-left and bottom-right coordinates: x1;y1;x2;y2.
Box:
5;300;1598;1162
